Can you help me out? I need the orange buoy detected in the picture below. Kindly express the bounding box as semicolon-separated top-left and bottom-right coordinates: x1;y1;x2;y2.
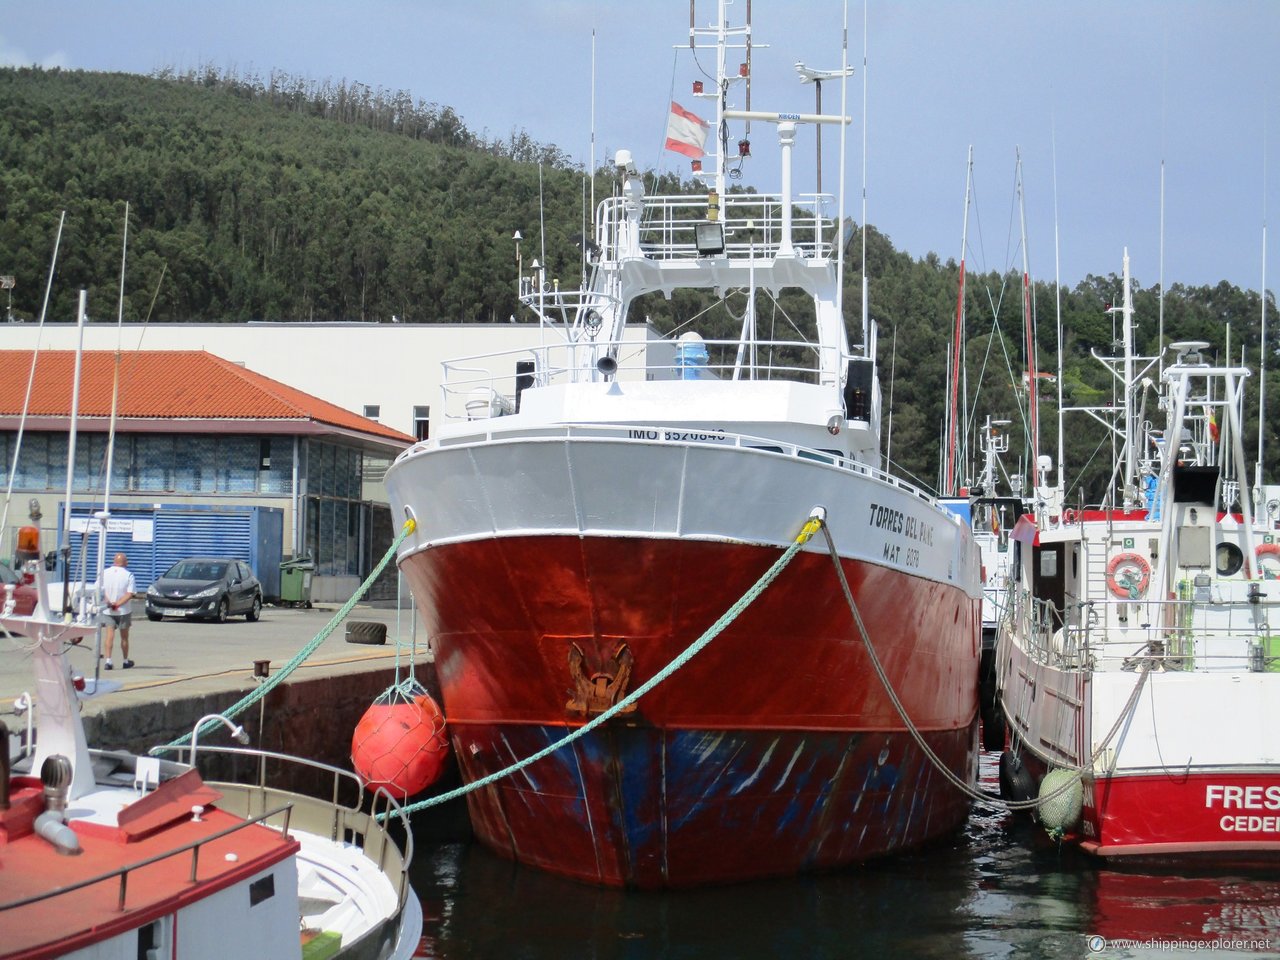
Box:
351;694;450;798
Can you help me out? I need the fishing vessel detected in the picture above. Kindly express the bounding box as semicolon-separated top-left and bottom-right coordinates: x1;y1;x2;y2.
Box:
965;416;1027;751
385;2;983;887
996;252;1280;863
0;511;422;958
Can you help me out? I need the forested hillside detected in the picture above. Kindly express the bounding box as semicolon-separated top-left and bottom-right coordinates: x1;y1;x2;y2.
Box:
0;66;1275;500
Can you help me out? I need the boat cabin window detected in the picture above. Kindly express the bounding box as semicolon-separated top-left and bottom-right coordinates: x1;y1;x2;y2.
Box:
1039;551;1058;578
844;358;874;421
1032;544;1066;629
136;919;169;960
1216;541;1244;577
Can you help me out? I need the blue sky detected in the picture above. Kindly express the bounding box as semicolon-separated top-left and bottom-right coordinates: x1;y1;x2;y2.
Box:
3;1;1277;293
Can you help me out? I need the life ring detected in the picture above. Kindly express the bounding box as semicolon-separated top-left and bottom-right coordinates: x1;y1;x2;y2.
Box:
1257;543;1280;579
1106;552;1151;599
1063;508;1077;525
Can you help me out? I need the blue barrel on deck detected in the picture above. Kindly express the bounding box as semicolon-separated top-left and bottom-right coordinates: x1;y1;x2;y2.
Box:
674;339;710;380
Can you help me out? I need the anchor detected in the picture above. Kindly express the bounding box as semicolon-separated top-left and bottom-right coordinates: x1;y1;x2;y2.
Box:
566;640;637;715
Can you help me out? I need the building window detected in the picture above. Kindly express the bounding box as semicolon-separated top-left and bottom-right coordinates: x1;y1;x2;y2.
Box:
219;438;258;493
258;438;293;495
363;405;380;421
413;405;430;442
303;440;366;577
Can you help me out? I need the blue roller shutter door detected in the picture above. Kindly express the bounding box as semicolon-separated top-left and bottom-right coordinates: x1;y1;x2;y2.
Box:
61;507;261;593
63;508;158;590
153;512;252;580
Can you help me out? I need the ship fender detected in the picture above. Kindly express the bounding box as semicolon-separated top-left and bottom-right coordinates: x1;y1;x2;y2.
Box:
998;751;1036;806
1036;768;1083;836
351;693;451;799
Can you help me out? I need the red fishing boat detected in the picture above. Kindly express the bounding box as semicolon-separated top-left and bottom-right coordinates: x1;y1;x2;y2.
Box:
385;0;983;887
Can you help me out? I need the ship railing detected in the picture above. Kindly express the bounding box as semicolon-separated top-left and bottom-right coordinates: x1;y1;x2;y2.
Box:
1005;590;1062;664
439;336;838;421
597;191;841;263
149;744;414;908
1027;592;1280;674
0;799;296;914
419;420;937;510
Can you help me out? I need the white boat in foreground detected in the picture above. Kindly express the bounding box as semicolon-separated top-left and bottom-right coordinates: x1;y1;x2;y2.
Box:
0;516;422;960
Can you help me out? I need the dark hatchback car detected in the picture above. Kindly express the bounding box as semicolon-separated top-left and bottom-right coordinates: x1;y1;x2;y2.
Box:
145;557;262;623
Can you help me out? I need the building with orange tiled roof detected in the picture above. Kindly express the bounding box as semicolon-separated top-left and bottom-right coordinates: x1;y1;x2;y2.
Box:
0;350;413;603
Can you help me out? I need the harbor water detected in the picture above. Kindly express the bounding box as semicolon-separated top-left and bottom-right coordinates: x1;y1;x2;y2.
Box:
407;753;1280;959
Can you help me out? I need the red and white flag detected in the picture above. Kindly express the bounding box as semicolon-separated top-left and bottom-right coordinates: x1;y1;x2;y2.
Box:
665;101;709;159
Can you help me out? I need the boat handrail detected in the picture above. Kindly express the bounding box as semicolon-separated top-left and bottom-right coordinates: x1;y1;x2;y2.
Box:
1012;591;1280;673
597;191;840;263
148;743;415;903
0;802;295;913
149;743;371;813
438;337;840;419
412;421;939;511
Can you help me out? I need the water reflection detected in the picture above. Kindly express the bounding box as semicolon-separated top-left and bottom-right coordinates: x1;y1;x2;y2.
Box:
409;754;1280;959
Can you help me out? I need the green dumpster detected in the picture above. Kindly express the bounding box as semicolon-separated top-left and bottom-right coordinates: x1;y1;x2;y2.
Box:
279;557;315;608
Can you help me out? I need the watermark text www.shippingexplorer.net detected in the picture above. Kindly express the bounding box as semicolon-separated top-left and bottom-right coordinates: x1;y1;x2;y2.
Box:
1087;935;1274;953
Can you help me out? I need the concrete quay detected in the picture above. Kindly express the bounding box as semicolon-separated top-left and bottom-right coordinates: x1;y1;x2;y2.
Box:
1;601;471;840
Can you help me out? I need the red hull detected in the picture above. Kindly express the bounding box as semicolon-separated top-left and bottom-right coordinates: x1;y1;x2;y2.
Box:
1080;772;1280;865
1014;750;1280;866
401;534;981;887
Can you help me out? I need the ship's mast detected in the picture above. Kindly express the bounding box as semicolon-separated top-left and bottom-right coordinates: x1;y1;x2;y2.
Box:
944;148;973;497
1015;150;1040;478
1257;172;1269;500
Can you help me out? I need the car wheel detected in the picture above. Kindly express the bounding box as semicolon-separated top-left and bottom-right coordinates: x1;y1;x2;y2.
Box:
146;611;162;622
246;595;261;622
215;596;230;624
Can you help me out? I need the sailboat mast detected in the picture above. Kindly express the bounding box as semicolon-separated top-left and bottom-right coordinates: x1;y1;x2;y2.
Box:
1052;124;1065;506
60;291;88;563
1121;250;1138;505
945;148;973;497
103;202;129;519
860;0;869;349
1258;184;1269;496
1016;150;1040;473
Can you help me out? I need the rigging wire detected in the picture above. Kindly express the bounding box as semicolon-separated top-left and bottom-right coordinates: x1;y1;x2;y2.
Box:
0;211;65;553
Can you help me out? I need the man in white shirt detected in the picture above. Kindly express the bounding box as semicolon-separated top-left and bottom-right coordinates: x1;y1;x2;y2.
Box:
100;552;136;669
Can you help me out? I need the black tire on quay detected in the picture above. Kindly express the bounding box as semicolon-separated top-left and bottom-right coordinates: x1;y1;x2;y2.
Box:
246;595;262;622
346;620;387;645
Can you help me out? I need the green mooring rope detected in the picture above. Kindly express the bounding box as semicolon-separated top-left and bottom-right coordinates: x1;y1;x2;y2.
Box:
167;518;418;748
381;512;825;820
